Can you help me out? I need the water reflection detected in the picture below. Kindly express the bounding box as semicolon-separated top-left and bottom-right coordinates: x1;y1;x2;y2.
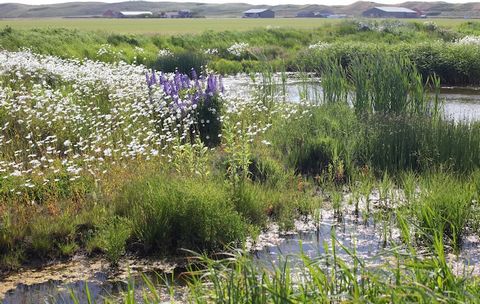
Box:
253;207;396;271
1;264;185;304
223;75;480;122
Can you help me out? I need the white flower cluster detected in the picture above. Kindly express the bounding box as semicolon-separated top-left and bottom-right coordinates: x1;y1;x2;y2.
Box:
308;42;331;50
0;50;201;196
423;21;438;31
355;20;405;34
134;46;145;54
157;49;174;57
455;35;480;46
204;48;219;55
96;44;123;60
227;42;249;57
0;50;313;198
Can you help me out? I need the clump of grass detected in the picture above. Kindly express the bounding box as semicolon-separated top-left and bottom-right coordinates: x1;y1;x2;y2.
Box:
248;154;288;188
413;173;475;250
115;174;248;254
153;50;207;74
269;103;358;179
314;52;437;116
318;55;349;104
359;115;480;174
210;59;243;75
91;216;132;265
400;170;418;202
349;53;435;116
231;183;269;228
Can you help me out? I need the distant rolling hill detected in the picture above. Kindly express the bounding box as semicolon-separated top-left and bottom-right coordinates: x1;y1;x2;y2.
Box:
0;1;479;18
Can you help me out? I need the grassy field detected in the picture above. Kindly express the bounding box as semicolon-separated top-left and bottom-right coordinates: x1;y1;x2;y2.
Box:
2;19;480;84
0;17;473;35
0;18;343;34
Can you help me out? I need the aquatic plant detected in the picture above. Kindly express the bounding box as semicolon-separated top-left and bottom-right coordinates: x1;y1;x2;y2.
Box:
183;232;480;303
414;173;475;250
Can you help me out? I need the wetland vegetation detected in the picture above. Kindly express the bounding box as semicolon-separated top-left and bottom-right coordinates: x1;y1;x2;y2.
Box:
1;18;480;303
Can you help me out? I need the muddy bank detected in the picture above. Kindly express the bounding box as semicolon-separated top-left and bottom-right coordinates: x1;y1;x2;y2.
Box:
0;255;185;303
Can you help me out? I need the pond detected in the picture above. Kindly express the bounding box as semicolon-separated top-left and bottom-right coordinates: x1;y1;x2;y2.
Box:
222;75;480;122
441;87;480;121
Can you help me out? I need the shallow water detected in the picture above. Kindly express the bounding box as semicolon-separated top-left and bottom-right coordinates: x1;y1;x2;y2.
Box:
254;207;480;278
223;75;480;122
254;209;393;267
441;87;480;121
2;273;124;304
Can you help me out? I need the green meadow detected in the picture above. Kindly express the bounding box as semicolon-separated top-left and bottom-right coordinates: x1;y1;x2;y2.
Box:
0;17;472;34
0;18;344;34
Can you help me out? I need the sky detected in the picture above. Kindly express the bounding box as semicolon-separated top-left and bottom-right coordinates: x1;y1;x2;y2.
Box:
0;0;477;5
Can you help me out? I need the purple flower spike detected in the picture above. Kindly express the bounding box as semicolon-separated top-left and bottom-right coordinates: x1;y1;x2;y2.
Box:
145;72;151;87
145;68;224;113
191;68;198;80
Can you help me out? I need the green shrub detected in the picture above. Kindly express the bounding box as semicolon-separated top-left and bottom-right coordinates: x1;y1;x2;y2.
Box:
210;59;243;75
154;51;207;74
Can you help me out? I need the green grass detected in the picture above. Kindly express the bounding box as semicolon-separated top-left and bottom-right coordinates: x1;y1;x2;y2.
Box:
414;173;476;251
2;20;480;83
184;240;480;303
115;173;249;254
0;18;343;35
268;102;480;178
0;18;474;35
